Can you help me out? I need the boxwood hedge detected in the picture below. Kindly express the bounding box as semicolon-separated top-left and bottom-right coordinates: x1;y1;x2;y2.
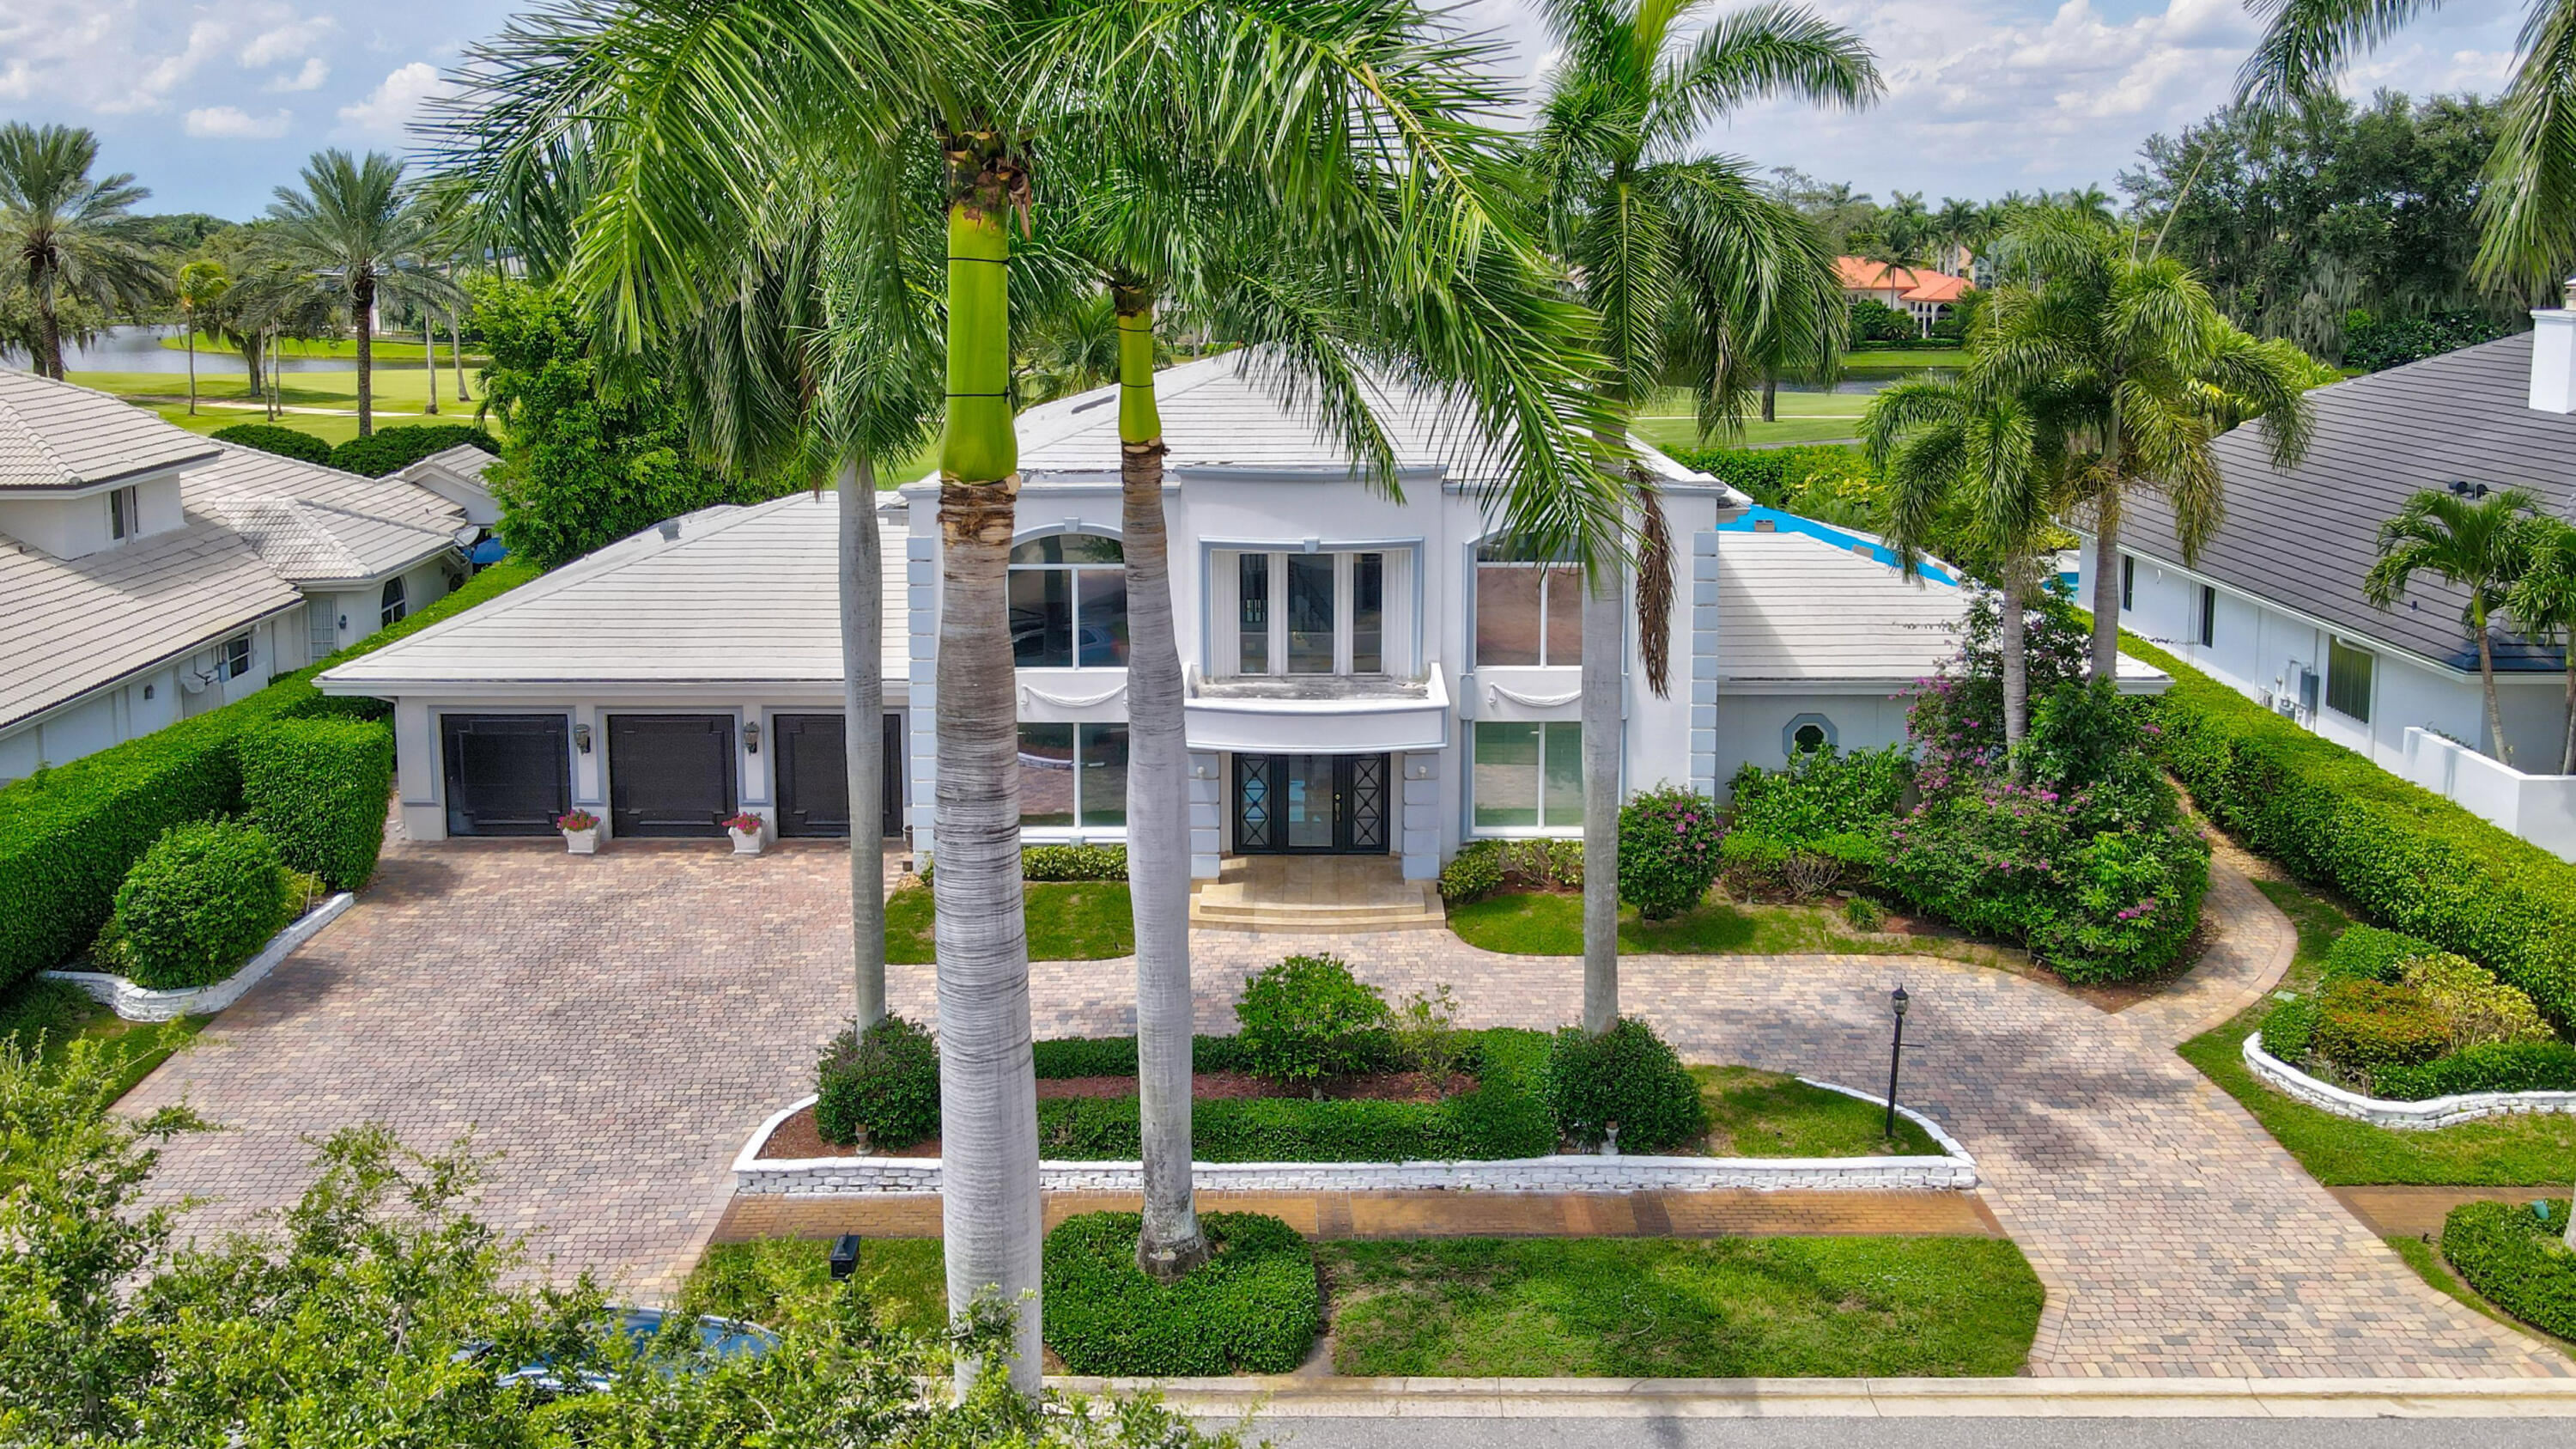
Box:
2127;631;2576;1032
2440;1199;2576;1341
325;423;499;478
209;423;332;465
0;561;539;989
1042;1211;1321;1375
240;718;394;892
107;819;291;989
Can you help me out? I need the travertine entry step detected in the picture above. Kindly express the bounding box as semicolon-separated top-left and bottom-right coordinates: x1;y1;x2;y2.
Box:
1189;855;1447;933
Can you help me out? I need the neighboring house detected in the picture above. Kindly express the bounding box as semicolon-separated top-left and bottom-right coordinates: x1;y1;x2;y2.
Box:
2094;319;2576;855
1837;257;1971;337
0;370;471;783
398;443;503;528
319;353;2168;875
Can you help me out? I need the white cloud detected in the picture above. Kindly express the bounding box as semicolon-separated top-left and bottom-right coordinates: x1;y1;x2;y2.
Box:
237;15;335;67
267;56;329;92
184;106;293;140
0;2;341;116
335;60;443;137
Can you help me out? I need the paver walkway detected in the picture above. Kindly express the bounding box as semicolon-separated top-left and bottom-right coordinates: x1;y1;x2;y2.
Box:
124;842;2567;1377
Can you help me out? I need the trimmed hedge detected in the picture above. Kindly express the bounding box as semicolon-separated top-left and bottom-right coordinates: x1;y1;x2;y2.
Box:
0;560;541;989
1031;1034;1255;1078
2130;630;2576;1032
1019;843;1126;881
106;820;291;989
1544;1017;1710;1152
2372;1041;2576;1099
2313;979;2449;1074
815;1015;940;1148
2324;925;2433;985
2440;1200;2576;1341
209;423;331;465
326;423;500;478
239;718;394;892
1042;1211;1321;1374
2259;994;2318;1061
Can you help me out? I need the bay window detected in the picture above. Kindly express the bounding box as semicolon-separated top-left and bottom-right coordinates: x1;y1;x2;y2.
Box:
1224;549;1394;676
1010;534;1127;668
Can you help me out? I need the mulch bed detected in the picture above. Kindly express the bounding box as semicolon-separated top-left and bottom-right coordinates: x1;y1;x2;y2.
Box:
757;1068;1476;1160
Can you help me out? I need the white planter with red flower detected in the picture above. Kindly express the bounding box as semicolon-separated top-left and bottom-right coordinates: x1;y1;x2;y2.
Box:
557;810;600;855
724;813;764;855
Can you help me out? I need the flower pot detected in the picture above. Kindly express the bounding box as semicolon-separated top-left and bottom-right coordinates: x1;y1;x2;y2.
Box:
729;825;762;856
562;827;598;855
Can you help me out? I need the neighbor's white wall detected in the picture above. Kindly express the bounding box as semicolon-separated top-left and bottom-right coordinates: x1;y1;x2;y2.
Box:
2401;727;2576;861
1708;691;1915;800
0;663;187;785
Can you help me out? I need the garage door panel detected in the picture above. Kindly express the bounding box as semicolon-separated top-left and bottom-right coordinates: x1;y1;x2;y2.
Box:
441;715;570;837
608;715;737;837
775;713;905;839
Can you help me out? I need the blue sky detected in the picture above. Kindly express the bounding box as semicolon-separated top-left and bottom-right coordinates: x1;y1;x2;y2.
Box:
0;0;2531;222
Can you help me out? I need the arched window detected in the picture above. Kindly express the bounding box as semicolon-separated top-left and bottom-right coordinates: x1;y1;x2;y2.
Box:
380;575;409;627
1009;533;1127;667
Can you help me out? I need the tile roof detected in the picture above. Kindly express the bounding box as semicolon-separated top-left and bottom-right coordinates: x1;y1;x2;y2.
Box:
0;368;219;490
1835;258;1970;304
401;443;499;484
2120;332;2576;673
319;493;910;691
0;519;301;729
194;496;458;585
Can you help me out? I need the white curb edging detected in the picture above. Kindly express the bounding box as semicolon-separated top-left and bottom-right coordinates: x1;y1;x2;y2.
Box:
43;892;355;1023
732;1079;1978;1196
2244;1031;2576;1129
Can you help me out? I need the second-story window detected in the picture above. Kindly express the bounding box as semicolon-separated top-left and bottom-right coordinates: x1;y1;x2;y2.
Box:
108;485;140;541
1475;541;1582;667
380;575;409;627
1228;550;1391;676
1010;533;1127;668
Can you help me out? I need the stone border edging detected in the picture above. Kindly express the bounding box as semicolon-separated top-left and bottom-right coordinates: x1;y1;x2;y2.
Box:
1047;1373;2576;1418
2244;1031;2576;1129
43;893;355;1023
731;1080;1977;1196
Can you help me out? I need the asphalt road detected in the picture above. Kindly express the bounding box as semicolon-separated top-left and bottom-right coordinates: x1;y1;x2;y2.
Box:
1242;1418;2576;1449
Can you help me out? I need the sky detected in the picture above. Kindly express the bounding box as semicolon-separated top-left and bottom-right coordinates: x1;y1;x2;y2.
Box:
0;0;2536;222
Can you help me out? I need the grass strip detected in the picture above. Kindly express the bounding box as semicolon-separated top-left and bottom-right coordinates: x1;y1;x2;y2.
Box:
884;880;1133;963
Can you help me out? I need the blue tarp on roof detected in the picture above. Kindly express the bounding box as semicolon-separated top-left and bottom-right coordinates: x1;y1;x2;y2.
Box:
1712;505;1960;586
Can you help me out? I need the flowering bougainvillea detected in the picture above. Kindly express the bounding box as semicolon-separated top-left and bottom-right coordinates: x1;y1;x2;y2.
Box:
1617;783;1724;919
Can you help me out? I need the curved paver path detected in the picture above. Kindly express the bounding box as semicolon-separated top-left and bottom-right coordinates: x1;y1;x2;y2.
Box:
124;844;2565;1377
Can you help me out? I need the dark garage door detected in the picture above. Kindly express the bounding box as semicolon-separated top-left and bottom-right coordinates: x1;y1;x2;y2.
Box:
441;714;569;837
608;715;737;837
774;713;906;838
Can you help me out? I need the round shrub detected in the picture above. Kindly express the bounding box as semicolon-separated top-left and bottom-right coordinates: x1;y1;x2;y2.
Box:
814;1014;940;1148
239;718;393;892
2397;951;2551;1050
210;422;331;465
1437;842;1506;904
1235;954;1392;1087
2324;925;2433;986
1042;1211;1321;1375
2257;994;2318;1063
2313;979;2449;1075
1545;1017;1709;1152
1618;783;1722;919
2440;1199;2576;1341
108;820;291;989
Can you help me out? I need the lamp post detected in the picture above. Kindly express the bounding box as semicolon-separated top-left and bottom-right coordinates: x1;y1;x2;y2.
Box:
1883;985;1909;1141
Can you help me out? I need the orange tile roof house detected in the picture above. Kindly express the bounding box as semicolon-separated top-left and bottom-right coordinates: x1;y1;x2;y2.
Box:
1837;257;1971;337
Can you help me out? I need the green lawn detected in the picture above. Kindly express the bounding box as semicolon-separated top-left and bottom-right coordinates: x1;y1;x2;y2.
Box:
2174;875;2576;1185
885;880;1134;963
161;332;488;366
1321;1236;2041;1377
1694;1064;1935;1156
683;1238;947;1336
0;977;201;1102
70;367;471;424
1445;889;2013;969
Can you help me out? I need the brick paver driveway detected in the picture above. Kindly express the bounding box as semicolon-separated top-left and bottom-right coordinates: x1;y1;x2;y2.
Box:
128;841;2568;1376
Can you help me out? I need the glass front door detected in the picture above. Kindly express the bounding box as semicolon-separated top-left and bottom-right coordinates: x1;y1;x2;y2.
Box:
1233;753;1390;854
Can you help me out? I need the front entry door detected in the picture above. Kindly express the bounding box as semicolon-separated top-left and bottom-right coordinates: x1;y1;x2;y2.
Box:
1233;753;1388;854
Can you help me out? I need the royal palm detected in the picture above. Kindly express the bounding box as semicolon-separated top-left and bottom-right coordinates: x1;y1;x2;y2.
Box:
2365;487;2540;764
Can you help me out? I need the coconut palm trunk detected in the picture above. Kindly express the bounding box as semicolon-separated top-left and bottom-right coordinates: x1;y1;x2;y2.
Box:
843;458;887;1028
2001;563;2030;758
931;144;1043;1396
1580;569;1623;1034
354;272;376;437
1114;288;1206;1279
451;310;470;401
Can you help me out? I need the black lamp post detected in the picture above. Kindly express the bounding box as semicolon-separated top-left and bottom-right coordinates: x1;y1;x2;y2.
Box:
1883;985;1910;1141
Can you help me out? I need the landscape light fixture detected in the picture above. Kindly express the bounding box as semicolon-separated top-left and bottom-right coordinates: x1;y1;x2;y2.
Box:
1884;985;1910;1141
829;1233;863;1282
574;723;592;754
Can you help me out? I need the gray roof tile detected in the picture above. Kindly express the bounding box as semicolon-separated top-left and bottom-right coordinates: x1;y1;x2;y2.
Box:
0;369;219;490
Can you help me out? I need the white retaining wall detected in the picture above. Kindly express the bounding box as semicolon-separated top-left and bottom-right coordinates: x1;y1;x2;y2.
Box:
44;892;355;1022
2244;1031;2576;1129
731;1080;1978;1196
2399;727;2576;863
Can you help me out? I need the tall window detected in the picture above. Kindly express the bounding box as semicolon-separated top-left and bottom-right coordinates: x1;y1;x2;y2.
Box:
1010;534;1127;668
2326;637;2374;723
380;575;409;627
1229;550;1390;675
1475;542;1582;667
1017;722;1128;827
218;634;252;681
1285;553;1334;673
108;485;139;541
1237;554;1268;673
2196;584;2216;648
2120;554;2135;612
1473;720;1583;829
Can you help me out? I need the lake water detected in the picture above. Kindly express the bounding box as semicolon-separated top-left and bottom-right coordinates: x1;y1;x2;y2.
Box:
3;325;433;375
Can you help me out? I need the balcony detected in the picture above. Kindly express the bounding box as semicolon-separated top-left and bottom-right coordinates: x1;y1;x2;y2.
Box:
1183;663;1450;754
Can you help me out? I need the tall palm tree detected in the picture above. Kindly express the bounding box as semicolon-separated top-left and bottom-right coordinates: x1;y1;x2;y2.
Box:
1978;211;2314;679
2506;514;2576;775
1530;0;1879;1034
264;150;464;435
0;123;163;380
2365;487;2540;764
174;259;228;416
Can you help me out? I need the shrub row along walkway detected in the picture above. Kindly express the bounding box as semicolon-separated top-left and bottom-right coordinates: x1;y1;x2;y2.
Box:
125;844;2566;1377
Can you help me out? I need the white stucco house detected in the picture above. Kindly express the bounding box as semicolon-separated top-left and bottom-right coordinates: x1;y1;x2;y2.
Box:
0;370;474;783
318;354;2166;874
2087;313;2576;857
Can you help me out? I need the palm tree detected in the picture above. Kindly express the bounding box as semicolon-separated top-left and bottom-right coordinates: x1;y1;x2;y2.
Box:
174;259;228;416
264;150;463;436
2365;487;2541;764
1530;0;1880;1034
0;123;163;380
1978;212;2314;680
2506;514;2576;775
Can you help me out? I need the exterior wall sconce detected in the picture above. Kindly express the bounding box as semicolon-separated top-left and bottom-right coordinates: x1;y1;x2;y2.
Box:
743;721;761;754
574;723;592;754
